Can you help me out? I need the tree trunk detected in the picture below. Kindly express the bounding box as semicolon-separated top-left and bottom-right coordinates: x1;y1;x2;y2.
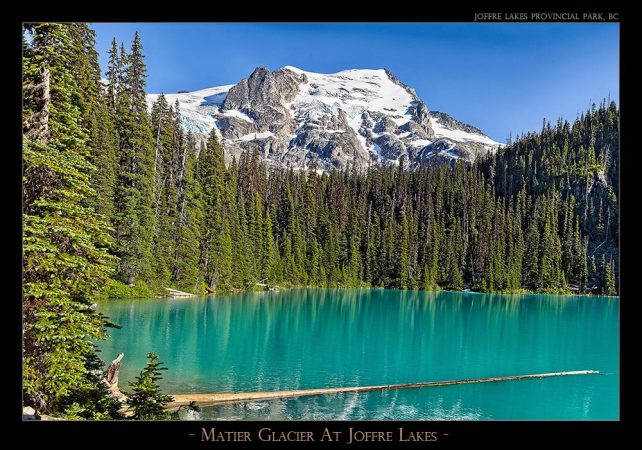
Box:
24;67;51;143
104;352;124;387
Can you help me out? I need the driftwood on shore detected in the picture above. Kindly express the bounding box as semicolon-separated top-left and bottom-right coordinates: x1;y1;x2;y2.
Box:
103;353;128;404
166;370;600;409
105;353;123;386
256;283;279;291
165;288;197;298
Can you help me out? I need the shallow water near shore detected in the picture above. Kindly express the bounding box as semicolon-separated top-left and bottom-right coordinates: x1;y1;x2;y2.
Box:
95;288;618;420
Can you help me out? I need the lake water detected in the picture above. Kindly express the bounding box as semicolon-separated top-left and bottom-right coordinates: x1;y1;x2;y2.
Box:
95;288;619;420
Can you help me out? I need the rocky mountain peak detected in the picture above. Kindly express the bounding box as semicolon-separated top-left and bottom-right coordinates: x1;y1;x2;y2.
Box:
148;66;502;171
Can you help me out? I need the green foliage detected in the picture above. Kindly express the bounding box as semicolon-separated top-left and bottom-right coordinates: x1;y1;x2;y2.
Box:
480;101;619;294
98;278;155;299
111;33;156;285
197;131;229;291
126;352;173;420
601;255;617;296
22;22;116;416
59;351;125;420
171;132;205;293
162;101;614;296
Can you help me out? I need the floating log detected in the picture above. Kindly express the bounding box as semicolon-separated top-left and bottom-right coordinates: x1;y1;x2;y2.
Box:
165;288;197;298
166;370;600;409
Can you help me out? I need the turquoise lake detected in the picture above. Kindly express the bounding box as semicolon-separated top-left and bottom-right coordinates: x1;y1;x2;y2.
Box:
95;288;619;420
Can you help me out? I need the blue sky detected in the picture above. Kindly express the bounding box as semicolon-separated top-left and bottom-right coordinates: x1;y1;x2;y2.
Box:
92;23;619;142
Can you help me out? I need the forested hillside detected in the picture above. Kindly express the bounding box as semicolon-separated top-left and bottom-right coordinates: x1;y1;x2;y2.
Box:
24;24;620;300
479;105;619;294
113;101;619;297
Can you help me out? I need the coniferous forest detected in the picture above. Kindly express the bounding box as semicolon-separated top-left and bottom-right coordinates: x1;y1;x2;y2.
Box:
22;23;619;418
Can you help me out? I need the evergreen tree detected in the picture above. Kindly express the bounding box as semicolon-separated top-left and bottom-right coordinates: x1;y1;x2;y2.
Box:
150;97;178;286
87;92;119;223
396;213;410;289
261;206;276;283
105;38;119;108
111;34;156;286
172;133;204;292
23;23;115;416
601;255;617;296
126;352;173;420
197;131;228;291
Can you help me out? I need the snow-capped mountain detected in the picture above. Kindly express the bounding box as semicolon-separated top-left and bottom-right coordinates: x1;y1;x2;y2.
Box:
147;66;502;170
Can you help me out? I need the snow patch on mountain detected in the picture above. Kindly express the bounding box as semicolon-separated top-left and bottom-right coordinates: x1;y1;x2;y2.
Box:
221;109;254;123
430;116;498;148
286;66;416;126
147;66;502;169
147;84;234;136
239;131;274;141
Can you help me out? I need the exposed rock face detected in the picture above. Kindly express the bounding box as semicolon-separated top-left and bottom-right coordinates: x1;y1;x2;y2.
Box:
216;116;256;140
375;134;407;162
216;67;302;165
374;116;399;134
147;66;502;171
289;108;368;170
221;67;303;133
430;110;484;135
399;119;431;139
